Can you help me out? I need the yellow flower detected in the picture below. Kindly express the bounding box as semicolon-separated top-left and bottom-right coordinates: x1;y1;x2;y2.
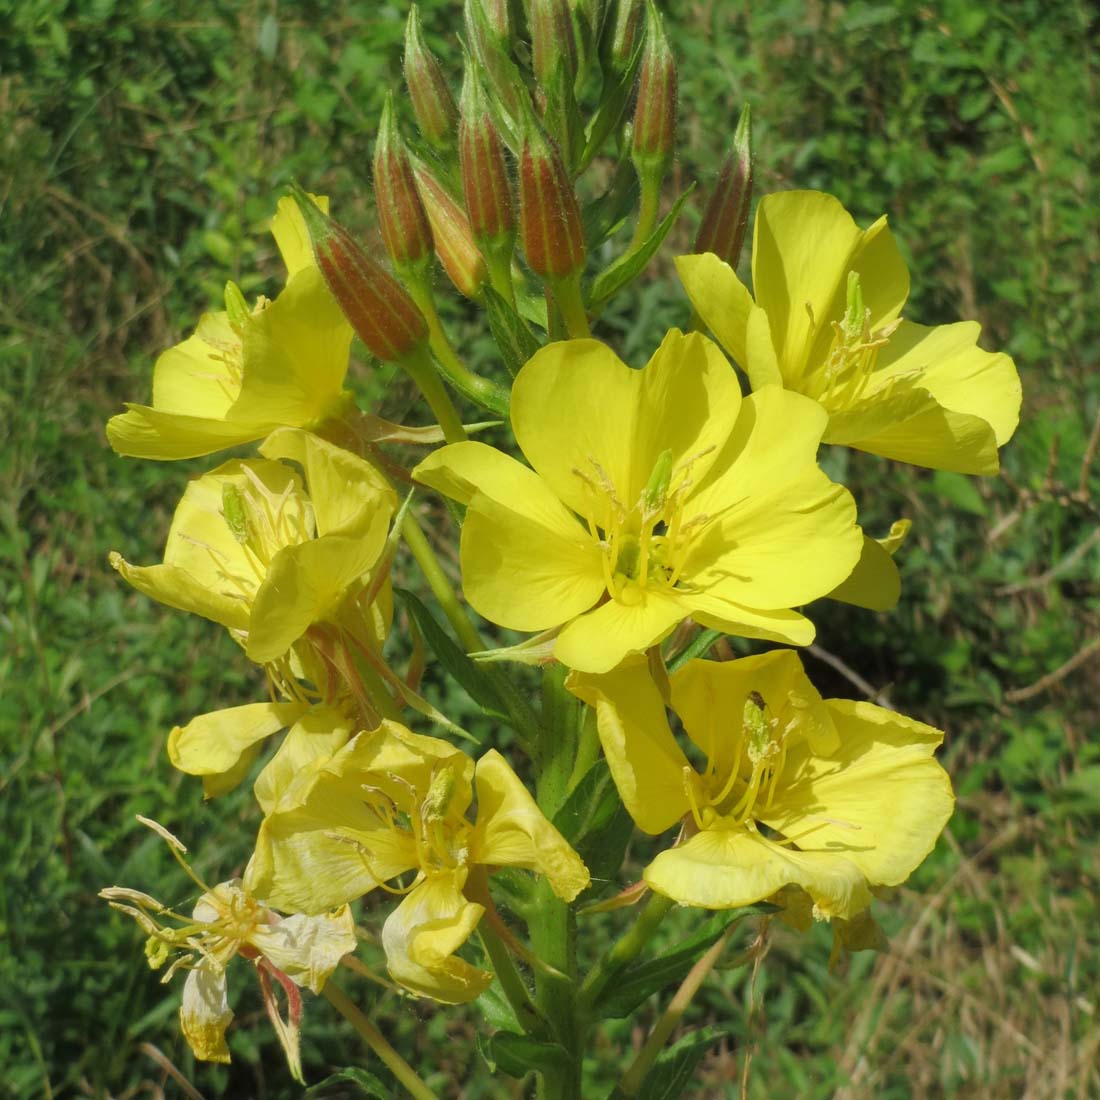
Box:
413;331;863;674
677;190;1021;474
107;196;356;461
111;428;395;668
568;650;953;918
101;818;355;1079
246;721;590;1003
110;430;395;792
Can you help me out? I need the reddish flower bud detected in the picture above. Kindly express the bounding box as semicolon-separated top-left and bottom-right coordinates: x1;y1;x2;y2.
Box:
694;104;754;269
601;0;644;78
373;94;434;271
518;126;586;279
465;0;511;45
459;64;516;247
464;0;526;138
411;161;488;299
531;0;578;90
290;185;427;363
403;6;459;150
632;0;676;168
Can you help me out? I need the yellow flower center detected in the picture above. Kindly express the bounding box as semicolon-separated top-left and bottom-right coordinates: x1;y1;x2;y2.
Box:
681;691;790;832
572;448;713;602
804;272;900;411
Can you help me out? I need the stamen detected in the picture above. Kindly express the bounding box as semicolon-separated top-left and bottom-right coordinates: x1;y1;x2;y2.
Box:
682;766;707;831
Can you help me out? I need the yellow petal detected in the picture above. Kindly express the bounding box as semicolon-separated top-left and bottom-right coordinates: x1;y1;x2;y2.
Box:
685;468;862;610
109;552;250;633
566;661;691;834
381;874;492;1004
511;333;740;526
553;587;688;674
270;192;329;279
106;405;269;462
759;699;953;891
686;595;816;648
752;191;908;385
151;312;241;417
260;428;395;537
253;706;355;815
249;905;357;994
470;750;590;901
670;650;838;775
167;701;307;794
234;266;351;427
675;253;755;369
644;823;872;916
827;533;901;611
180;961;233;1064
460;493;605;632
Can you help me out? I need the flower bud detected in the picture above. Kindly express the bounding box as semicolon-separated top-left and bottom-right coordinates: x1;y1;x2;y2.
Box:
601;0;644;78
459;64;516;247
518;125;586;279
289;185;427;363
693;104;753;269
465;0;511;45
403;6;460;150
531;0;578;91
631;0;676;170
464;0;526;139
373;93;434;271
411;160;488;299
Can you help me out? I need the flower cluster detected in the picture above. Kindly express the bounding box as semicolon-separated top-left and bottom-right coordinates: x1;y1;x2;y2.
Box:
101;3;1020;1094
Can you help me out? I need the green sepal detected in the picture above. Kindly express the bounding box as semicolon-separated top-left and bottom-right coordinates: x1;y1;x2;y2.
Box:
587;183;695;308
483;284;542;377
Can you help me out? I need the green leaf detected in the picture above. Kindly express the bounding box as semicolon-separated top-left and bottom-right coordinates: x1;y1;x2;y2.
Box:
588;185;696;308
931;471;987;516
553;758;621;845
579;42;644;172
483;284;541;378
479;1031;570;1079
582;156;639;250
635;1025;732;1100
305;1067;390;1098
596;907;769;1019
396;588;509;718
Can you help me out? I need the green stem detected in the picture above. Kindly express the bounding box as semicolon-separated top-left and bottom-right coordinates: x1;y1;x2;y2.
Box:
566;706;600;794
617;925;736;1097
401;511;483;653
549;272;590;339
324;981;439;1100
531;664;583;1099
632;170;661;249
478;921;541;1033
407;282;510;415
577;893;675;1012
484;240;518;311
399;343;468;444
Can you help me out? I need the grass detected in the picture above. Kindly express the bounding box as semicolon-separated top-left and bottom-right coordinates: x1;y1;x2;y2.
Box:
2;0;1099;1097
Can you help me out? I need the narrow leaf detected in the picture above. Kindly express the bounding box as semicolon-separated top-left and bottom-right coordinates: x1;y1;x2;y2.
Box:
483;284;541;377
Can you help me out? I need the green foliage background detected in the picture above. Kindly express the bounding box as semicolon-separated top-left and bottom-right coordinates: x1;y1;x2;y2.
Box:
2;1;1098;1097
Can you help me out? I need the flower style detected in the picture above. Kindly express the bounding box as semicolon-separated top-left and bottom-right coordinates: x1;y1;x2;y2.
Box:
568;650;953;918
107;195;356;461
246;721;590;1003
110;429;395;791
413;330;864;674
677;190;1021;474
101;818;355;1079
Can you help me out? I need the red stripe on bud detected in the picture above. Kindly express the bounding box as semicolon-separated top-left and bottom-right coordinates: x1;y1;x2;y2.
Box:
412;161;488;299
632;0;677;167
694;104;753;268
404;6;459;150
459;65;515;246
373;94;434;269
518;128;586;279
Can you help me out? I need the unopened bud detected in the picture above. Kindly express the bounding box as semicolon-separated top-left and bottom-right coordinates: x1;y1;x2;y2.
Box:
531;0;578;90
459;64;516;246
632;0;676;169
464;0;525;137
374;95;434;272
412;160;488;299
601;0;644;77
404;6;459;150
519;126;586;279
289;184;427;363
694;104;753;268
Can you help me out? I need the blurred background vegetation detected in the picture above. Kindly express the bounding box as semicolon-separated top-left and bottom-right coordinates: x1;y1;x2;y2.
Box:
2;0;1098;1097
